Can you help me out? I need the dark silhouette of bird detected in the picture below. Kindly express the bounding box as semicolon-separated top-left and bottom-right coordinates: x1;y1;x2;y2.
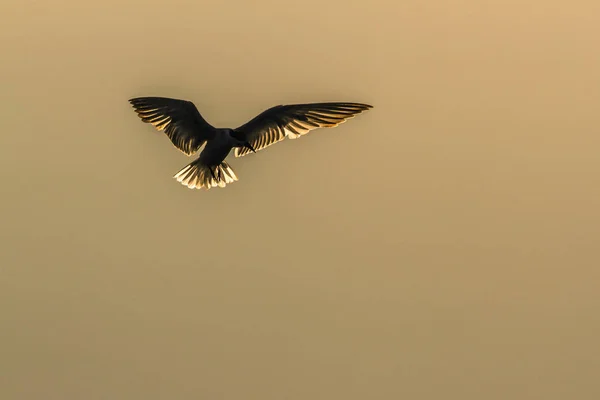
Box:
128;96;373;190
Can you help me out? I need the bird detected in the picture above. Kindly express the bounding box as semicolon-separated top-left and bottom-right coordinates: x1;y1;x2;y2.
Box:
128;96;373;190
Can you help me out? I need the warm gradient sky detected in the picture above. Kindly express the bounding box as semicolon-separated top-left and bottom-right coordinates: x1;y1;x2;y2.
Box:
2;1;599;399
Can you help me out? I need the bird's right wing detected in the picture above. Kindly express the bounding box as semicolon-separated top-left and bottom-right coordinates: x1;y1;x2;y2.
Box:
233;102;373;157
129;97;217;156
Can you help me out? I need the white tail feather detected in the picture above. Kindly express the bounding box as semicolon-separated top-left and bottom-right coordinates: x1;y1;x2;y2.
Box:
173;160;238;190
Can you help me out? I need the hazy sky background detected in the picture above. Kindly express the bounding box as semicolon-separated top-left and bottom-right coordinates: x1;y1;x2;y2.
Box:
1;1;599;399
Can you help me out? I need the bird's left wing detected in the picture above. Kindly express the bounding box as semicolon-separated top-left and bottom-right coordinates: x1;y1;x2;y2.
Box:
233;102;373;157
129;97;217;156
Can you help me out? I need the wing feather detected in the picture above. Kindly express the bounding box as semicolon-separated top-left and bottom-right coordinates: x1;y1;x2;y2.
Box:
233;102;372;157
129;97;217;156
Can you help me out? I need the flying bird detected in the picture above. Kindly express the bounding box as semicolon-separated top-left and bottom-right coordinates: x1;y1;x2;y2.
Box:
128;96;373;190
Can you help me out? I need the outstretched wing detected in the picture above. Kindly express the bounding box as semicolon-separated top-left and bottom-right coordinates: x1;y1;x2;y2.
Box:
129;97;217;156
233;102;373;157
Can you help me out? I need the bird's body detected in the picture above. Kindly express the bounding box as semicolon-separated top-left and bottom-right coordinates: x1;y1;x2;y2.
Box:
197;129;242;166
128;96;372;190
175;128;244;188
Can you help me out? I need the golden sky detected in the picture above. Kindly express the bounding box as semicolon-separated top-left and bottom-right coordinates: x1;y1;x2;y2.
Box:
1;1;599;399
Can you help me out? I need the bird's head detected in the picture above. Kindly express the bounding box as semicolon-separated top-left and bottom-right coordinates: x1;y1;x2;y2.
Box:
243;141;256;153
230;129;256;153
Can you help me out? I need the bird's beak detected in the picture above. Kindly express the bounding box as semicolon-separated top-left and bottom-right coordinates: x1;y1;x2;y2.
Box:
245;141;256;153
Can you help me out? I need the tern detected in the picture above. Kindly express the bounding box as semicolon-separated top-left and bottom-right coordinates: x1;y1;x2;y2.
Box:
128;96;373;190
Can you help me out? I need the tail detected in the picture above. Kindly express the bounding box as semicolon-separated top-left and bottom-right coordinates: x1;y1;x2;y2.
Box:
173;159;238;190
